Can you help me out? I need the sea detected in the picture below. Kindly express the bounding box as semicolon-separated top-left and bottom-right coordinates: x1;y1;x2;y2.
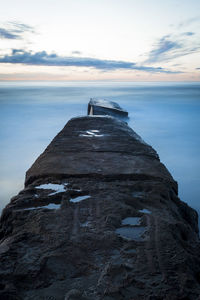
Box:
0;81;200;226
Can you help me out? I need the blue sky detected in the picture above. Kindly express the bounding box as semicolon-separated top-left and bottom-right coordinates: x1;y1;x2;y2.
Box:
0;0;200;81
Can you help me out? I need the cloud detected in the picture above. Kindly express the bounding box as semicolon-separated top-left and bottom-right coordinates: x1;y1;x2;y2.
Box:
8;21;34;32
71;51;82;55
146;36;181;63
0;49;179;73
183;32;195;36
0;21;34;40
146;33;200;63
177;16;200;28
0;28;19;39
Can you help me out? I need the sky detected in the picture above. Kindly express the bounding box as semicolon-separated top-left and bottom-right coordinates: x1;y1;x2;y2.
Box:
0;0;200;81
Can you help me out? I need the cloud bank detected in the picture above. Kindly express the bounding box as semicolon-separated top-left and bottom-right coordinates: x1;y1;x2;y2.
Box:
0;28;19;39
146;33;200;63
0;22;34;40
0;49;179;73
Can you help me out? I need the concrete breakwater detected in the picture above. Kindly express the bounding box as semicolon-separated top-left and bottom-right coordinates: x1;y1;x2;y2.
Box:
0;100;200;299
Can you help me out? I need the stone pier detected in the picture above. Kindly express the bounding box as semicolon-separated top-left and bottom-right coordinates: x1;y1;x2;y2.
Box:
0;101;200;300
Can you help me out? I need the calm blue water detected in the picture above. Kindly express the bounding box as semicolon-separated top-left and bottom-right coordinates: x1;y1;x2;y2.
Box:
0;81;200;224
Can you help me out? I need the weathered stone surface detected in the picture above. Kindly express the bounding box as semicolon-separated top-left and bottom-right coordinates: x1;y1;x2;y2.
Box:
0;113;200;300
25;116;170;186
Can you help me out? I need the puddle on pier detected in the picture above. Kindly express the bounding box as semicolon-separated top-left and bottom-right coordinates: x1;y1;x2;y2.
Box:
22;202;60;210
79;130;105;137
70;195;90;203
81;221;91;227
132;191;147;198
124;248;137;254
35;183;68;196
116;216;147;241
139;208;151;214
122;217;141;226
116;227;146;241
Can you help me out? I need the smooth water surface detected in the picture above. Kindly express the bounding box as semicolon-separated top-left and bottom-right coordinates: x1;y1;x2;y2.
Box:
1;81;200;225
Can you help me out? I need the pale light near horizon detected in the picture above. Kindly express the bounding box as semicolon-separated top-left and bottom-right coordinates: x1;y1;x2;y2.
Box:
0;0;200;81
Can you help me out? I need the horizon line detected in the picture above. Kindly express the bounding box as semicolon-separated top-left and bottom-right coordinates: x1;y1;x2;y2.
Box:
0;79;199;82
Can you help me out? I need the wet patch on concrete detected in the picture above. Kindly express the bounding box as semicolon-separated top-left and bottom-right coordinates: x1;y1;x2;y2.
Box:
79;130;105;137
139;209;151;214
21;202;60;211
35;183;67;196
116;226;146;241
132;191;147;198
80;221;91;227
116;215;147;241
122;217;141;226
124;248;137;254
70;195;90;203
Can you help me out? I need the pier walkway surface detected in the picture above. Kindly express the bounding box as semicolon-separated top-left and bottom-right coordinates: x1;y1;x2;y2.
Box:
0;100;200;300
